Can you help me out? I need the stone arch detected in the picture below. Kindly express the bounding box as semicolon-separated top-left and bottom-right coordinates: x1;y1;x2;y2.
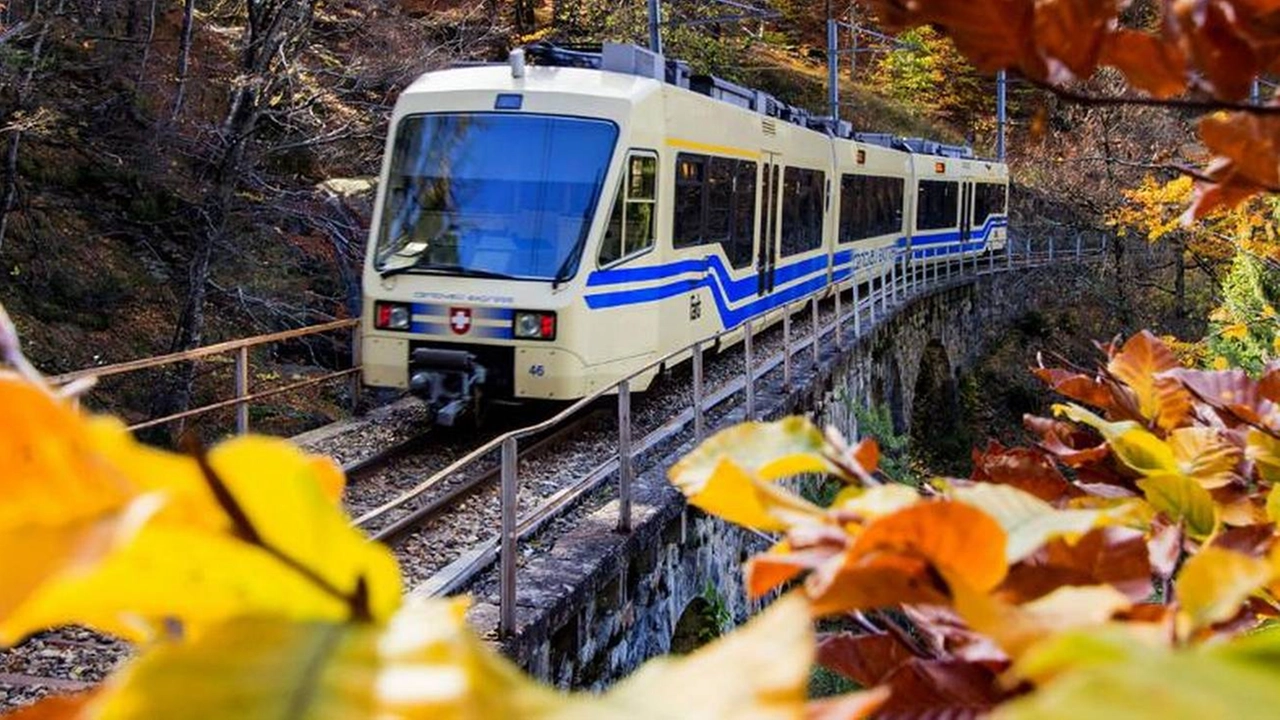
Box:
909;340;967;469
870;352;906;434
669;596;721;655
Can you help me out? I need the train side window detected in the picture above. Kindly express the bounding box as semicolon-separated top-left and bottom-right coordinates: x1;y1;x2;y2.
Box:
839;174;905;242
728;159;756;268
598;151;658;266
674;153;707;249
781;166;824;257
917;179;959;231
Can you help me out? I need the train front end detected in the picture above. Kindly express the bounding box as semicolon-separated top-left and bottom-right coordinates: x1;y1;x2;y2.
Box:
360;58;655;425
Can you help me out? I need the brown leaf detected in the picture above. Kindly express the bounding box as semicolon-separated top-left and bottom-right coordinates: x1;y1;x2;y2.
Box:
1176;0;1260;101
1032;0;1119;81
1000;526;1151;603
1166;368;1280;432
875;660;1008;720
1210;523;1276;557
1032;367;1116;410
1024;415;1112;468
971;441;1084;502
2;692;97;719
1099;28;1188;98
904;604;1011;667
1148;518;1183;578
817;633;918;687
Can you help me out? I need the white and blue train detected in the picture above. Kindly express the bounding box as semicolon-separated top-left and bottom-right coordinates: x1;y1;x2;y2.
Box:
361;43;1008;424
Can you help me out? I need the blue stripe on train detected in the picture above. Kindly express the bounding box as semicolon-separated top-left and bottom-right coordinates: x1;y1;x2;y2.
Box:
584;215;1007;327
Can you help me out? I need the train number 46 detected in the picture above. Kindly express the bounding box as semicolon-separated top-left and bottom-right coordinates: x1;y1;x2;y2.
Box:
689;295;702;321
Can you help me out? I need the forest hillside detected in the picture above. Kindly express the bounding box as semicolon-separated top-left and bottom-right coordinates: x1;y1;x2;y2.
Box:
0;0;1202;432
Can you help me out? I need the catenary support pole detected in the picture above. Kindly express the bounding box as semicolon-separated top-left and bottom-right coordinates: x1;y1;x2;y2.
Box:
648;0;662;55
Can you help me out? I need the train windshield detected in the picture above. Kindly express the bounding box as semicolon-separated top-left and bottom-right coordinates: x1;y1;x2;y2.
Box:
375;113;618;281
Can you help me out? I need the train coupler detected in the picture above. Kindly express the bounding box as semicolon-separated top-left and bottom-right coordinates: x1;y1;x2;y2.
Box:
408;348;488;427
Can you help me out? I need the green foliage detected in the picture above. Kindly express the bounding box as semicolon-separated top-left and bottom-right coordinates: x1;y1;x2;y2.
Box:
855;404;918;486
869;27;987;131
1206;251;1280;373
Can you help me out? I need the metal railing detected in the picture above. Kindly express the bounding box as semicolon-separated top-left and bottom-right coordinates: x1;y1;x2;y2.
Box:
378;234;1110;637
48;319;361;435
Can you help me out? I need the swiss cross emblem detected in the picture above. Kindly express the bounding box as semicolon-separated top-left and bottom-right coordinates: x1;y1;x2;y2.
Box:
449;307;472;335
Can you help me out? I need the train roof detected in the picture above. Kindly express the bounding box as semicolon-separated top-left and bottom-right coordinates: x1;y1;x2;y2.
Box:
513;42;987;162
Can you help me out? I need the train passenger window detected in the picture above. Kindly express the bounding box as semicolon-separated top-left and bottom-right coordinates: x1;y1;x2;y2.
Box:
674;155;707;249
972;182;1007;223
839;174;905;243
781;167;825;257
916;180;959;231
598;152;658;266
672;152;757;268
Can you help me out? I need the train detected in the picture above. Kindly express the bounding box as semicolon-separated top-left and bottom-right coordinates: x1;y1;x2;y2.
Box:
360;43;1009;425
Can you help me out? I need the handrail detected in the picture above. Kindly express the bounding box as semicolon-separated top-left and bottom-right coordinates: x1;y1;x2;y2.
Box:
48;318;359;385
47;318;361;435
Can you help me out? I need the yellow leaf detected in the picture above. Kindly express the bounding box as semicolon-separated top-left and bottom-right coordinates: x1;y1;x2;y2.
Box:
1;438;402;642
997;631;1280;720
82;594;821;720
1105;331;1190;431
1168;427;1241;489
1175;547;1274;634
1054;404;1180;477
1222;323;1250;340
1267;484;1280;525
682;458;824;531
1137;473;1217;538
669;418;832;495
951;484;1120;563
1213;356;1230;371
831;483;921;519
956;584;1132;660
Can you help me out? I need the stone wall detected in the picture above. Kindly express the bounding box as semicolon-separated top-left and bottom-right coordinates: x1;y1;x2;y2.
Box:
463;260;1102;688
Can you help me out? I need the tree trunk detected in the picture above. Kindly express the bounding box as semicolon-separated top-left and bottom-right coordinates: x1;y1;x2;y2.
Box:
136;0;156;88
0;1;54;255
171;0;196;120
514;0;535;34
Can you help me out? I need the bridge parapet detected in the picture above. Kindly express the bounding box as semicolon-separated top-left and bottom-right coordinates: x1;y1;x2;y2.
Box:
459;246;1110;687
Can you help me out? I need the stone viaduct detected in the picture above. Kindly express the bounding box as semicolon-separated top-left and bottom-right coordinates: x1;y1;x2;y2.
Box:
459;257;1105;690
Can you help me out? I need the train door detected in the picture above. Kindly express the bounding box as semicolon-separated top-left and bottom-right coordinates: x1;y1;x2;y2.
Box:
757;153;782;296
959;181;973;252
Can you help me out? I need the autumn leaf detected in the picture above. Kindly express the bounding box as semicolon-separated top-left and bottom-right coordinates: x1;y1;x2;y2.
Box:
1000;527;1153;603
830;483;921;520
951;483;1121;563
676;457;825;531
669;418;833;491
1167;427;1242;489
998;630;1280;719
1099;29;1187;98
971;441;1085;502
1176;547;1275;634
60;594;832;720
817;633;918;688
1137;473;1218;538
1105;331;1192;432
955;583;1132;660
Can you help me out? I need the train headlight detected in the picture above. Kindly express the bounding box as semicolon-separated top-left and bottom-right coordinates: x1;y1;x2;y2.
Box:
513;311;556;340
375;301;411;331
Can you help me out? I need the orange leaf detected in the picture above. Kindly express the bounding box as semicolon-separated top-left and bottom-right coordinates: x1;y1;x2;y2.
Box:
1032;0;1118;80
849;501;1009;592
1099;29;1188;98
1106;331;1192;432
1168;427;1242;489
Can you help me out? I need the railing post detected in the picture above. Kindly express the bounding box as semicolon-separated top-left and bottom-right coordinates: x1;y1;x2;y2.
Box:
500;437;518;637
692;340;705;442
834;288;843;349
744;320;755;420
349;323;362;414
856;276;865;335
989;243;995;275
617;379;632;533
893;256;901;304
810;295;820;364
783;305;792;390
235;346;249;434
1008;239;1014;270
1049;235;1055;262
1075;234;1082;259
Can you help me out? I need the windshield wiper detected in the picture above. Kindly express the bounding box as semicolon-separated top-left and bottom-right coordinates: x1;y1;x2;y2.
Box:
380;262;522;281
